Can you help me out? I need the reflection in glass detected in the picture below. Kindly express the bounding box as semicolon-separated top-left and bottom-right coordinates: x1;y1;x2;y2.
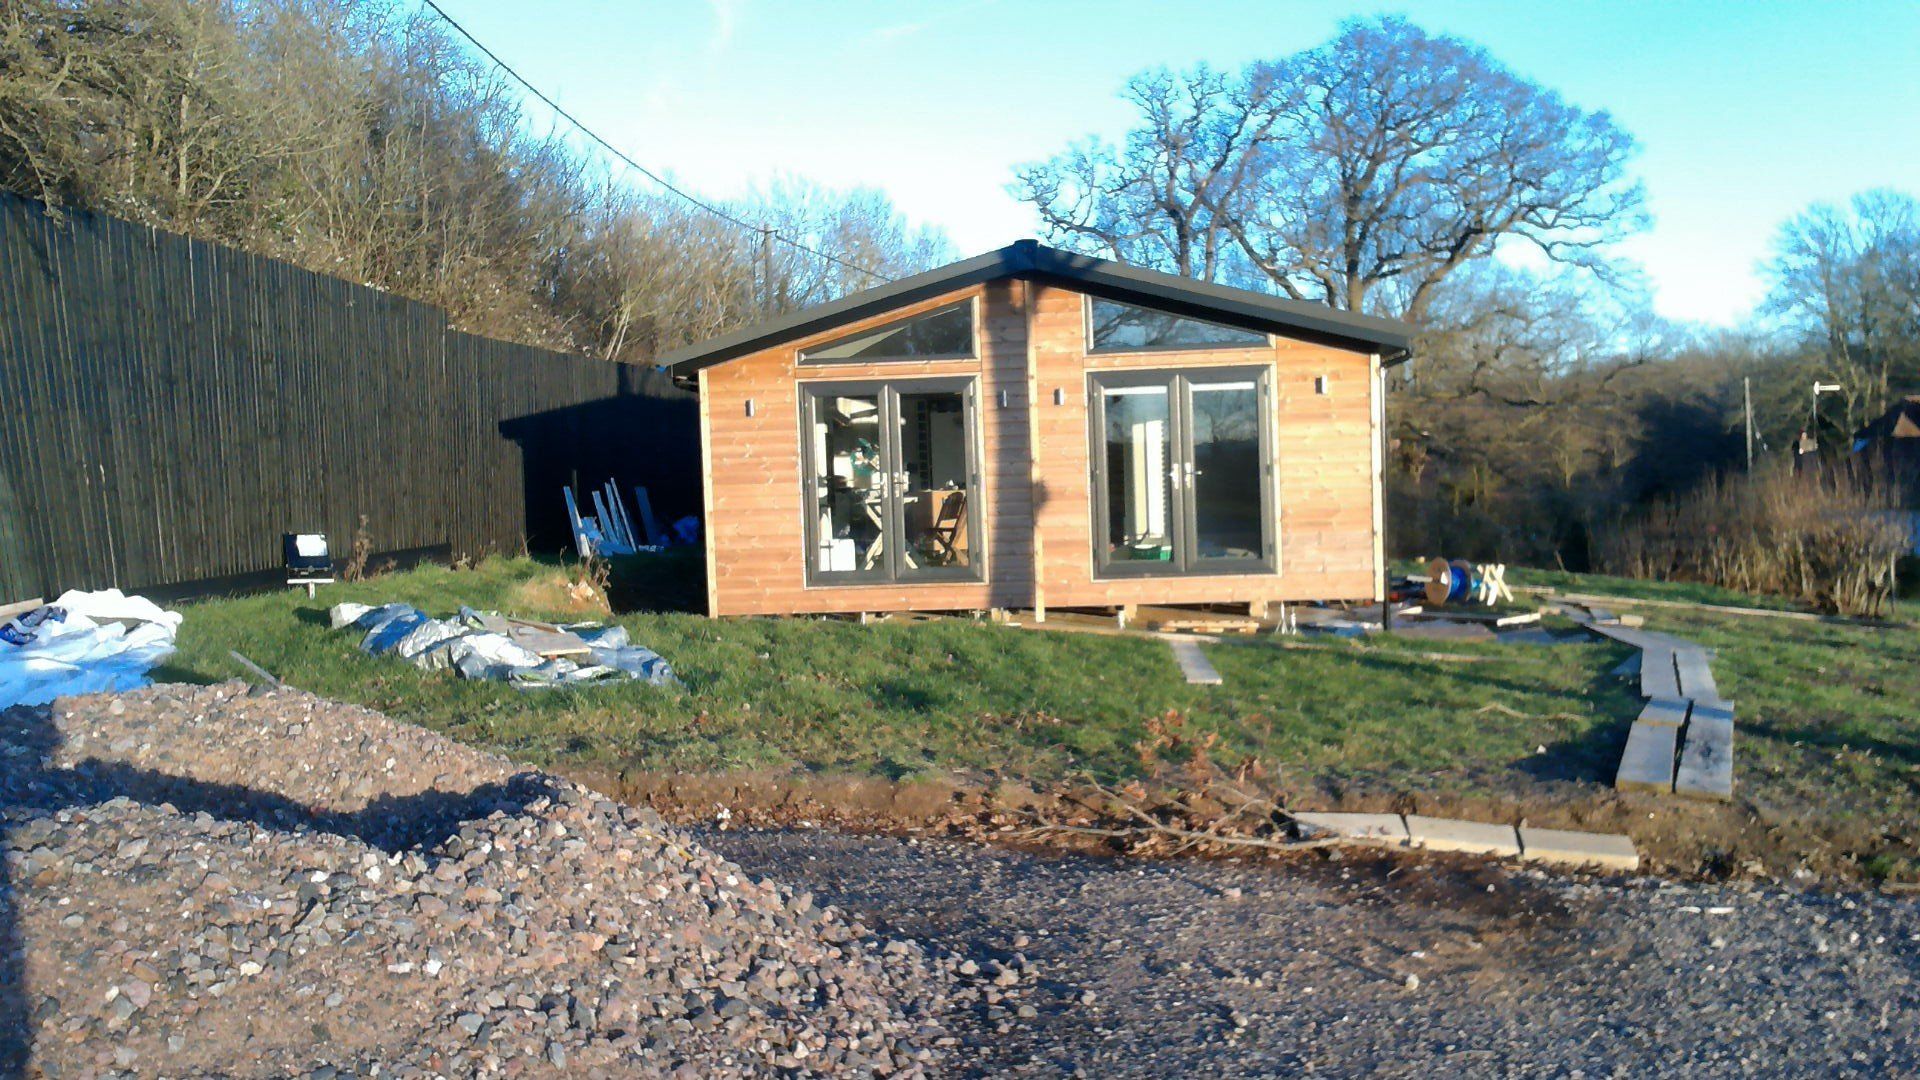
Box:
1188;380;1263;561
801;302;974;363
897;390;972;570
809;393;885;575
1089;299;1266;352
1102;385;1173;564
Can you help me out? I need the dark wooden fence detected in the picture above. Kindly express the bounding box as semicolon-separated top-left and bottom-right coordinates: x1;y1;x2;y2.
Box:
0;193;699;601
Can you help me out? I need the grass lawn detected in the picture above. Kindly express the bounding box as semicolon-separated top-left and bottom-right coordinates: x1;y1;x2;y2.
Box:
153;553;1920;875
156;554;1632;785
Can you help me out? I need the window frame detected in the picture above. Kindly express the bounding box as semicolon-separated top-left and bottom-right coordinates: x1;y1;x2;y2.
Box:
1086;364;1278;579
797;375;985;588
797;297;979;366
1082;295;1272;356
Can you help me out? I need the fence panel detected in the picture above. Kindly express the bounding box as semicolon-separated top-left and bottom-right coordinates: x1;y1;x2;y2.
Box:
0;194;698;600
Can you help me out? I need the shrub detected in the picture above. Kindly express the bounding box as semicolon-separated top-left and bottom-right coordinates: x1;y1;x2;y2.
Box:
1596;463;1910;617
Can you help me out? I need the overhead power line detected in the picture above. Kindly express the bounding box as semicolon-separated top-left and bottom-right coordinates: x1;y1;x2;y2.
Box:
417;0;892;285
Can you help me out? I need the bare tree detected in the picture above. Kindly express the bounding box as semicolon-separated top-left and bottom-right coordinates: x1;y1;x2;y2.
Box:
0;0;955;364
1014;16;1646;320
741;177;959;311
1011;65;1286;279
1764;188;1920;429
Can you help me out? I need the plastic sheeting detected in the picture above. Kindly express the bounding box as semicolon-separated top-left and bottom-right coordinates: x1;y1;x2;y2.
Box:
330;603;681;690
0;589;184;709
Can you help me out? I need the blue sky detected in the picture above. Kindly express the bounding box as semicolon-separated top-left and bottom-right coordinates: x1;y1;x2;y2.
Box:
428;0;1920;327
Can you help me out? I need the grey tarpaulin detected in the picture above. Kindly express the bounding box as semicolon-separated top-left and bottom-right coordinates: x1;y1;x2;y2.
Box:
330;603;681;689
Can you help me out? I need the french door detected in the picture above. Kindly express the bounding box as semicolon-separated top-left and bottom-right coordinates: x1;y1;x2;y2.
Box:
1088;366;1275;577
801;378;980;586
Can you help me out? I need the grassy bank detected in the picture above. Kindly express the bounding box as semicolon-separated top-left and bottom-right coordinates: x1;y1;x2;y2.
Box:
156;554;1625;784
154;553;1919;877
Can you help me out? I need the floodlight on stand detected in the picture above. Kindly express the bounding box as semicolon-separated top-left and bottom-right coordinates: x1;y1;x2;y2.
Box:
284;532;335;598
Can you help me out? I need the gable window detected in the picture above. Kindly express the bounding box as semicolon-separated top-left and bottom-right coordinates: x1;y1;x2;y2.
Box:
1087;298;1267;353
799;299;975;364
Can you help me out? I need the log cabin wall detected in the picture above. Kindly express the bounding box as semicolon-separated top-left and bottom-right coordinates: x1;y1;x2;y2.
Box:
1028;281;1381;610
700;280;1033;616
698;277;1380;617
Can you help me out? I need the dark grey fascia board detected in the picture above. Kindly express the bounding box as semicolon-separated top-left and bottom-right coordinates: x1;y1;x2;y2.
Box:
662;239;1413;381
1022;244;1414;360
656;245;1025;374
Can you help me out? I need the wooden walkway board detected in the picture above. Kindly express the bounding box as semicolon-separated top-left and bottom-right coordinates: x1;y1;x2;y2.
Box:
1637;697;1691;728
1587;619;1734;800
1674;649;1718;701
1616;719;1680;793
1675;704;1735;801
1589;624;1703;655
1166;638;1223;685
1640;648;1682;699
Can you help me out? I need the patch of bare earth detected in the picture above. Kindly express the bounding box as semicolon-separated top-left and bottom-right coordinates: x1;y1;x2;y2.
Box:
578;764;1884;888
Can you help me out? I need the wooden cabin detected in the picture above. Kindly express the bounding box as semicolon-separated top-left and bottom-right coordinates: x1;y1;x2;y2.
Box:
660;241;1413;619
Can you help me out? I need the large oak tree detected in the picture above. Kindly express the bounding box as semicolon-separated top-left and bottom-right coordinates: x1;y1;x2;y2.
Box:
1013;16;1646;321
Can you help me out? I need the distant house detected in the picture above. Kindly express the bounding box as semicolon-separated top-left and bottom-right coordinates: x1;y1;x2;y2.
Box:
660;241;1413;618
1853;396;1920;466
1852;395;1920;554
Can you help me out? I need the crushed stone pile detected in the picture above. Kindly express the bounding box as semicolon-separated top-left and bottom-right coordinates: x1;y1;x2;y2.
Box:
0;683;952;1076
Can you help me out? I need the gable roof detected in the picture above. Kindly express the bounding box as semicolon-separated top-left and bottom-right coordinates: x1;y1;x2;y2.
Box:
1855;395;1920;444
659;240;1414;379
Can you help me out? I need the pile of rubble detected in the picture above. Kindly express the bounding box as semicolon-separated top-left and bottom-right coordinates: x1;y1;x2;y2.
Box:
1;683;949;1076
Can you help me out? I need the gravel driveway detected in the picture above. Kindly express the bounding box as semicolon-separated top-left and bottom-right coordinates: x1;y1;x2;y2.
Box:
704;828;1920;1078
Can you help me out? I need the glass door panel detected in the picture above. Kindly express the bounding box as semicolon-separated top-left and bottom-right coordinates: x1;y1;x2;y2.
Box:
803;379;981;586
1099;384;1174;568
1089;367;1273;577
806;391;889;582
896;388;976;577
1185;378;1267;568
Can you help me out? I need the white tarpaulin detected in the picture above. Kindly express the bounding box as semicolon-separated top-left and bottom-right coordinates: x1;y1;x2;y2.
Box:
0;589;184;709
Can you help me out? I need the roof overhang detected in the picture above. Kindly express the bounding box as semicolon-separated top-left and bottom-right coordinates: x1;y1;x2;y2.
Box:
659;240;1414;383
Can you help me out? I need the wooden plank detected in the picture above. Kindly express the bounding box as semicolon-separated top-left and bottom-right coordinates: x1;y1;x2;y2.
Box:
0;597;45;622
1640;648;1681;699
1166;638;1223;685
1405;608;1541;626
1005;610;1223;644
1585;623;1660;650
1616;718;1680;793
505;625;591;658
1636;696;1690;728
1134;604;1263;634
1675;701;1735;801
1673;648;1718;702
1549;589;1890;628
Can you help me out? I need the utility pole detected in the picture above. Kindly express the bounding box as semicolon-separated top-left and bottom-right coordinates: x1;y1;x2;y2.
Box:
758;227;776;314
1744;376;1755;470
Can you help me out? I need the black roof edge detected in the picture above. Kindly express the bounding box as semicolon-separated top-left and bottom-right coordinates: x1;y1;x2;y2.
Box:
660;239;1413;381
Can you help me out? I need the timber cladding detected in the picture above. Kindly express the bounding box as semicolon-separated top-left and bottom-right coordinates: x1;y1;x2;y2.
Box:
698;277;1380;617
0;193;698;601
